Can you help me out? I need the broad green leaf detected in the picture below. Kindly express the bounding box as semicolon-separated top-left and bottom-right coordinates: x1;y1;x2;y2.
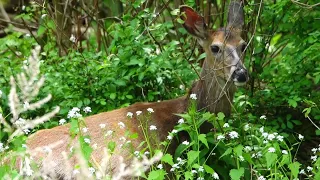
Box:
147;170;165;180
266;152;277;168
288;162;301;178
198;134;209;148
187;150;200;166
217;112;225;120
184;171;192;180
229;168;244;180
108;141;116;153
161;154;174;166
220;148;232;159
204;164;214;174
288;99;297;108
234;145;243;156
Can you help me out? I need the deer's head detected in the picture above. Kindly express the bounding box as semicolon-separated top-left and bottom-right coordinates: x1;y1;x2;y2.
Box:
180;2;249;86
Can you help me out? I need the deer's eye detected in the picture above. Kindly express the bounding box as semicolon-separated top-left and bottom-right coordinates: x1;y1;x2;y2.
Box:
241;43;247;52
211;45;220;53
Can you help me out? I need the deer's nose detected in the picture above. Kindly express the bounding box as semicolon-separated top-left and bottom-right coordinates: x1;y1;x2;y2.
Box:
232;68;248;82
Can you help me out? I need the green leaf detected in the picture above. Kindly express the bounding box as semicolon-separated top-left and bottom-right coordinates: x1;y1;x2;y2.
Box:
147;170;166;180
198;134;209;148
220;148;232;159
234;145;243;156
287;121;294;129
184;171;192;180
161;154;174;166
288;99;297;108
316;130;320;136
229;168;244;180
187;150;200;166
288;162;301;178
217;112;225;120
204;164;214;174
266;152;277;168
37;25;46;36
108;141;116;153
110;93;116;100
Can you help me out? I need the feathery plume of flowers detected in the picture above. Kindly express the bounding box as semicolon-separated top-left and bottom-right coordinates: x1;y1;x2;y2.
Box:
4;46;60;140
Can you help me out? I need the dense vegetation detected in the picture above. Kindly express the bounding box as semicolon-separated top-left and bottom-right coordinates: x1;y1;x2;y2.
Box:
0;0;319;179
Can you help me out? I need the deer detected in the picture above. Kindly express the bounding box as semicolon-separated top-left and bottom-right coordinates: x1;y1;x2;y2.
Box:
24;1;248;178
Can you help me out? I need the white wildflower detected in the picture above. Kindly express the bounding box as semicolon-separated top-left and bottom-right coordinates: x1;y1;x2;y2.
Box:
198;166;204;172
22;5;26;11
88;167;95;174
244;124;250;131
136;111;142;116
172;129;178;134
307;166;313;172
178;118;184;124
260;115;267;120
23;129;30;134
244;146;252;152
83;106;92;113
229;131;239;139
167;135;173;140
267;134;275;141
82;127;88;133
84;138;91;144
258;176;266;180
127;112;133;118
41;14;47;19
298;134;304;140
59;119;66;125
213;172;219;179
99;123;106;129
67;107;82;119
170;168;175;172
282;150;288;155
259;126;264;133
149;125;157;131
257;151;262;158
277;135;284;142
190;93;197;100
263;140;268;144
311;155;317;161
134;151;140;157
299;169;305;174
70;34;76;43
239;156;244;161
147;108;154;113
157;164;163;169
262;132;269;138
105;130;113;136
312;148;318;153
268;147;276;153
223;123;230;128
182;141;190;145
118;122;125;129
177;157;186;165
144;151;150;156
191;170;197;174
217;135;225;140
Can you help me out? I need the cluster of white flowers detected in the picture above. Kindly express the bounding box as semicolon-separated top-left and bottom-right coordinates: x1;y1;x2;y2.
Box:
298;134;304;140
260;127;284;143
127;112;133;118
82;127;88;133
118;122;125;129
99;123;106;129
67;107;82;119
83;106;92;113
84;138;91;144
212;172;219;179
223;123;230;128
147;108;154;113
136;111;142;116
268;147;276;153
157;164;163;169
229;131;239;139
178;118;184;124
260;115;267;120
170;157;186;172
59;119;66;125
244;124;250;131
167;129;178;140
217;134;225;140
182;141;190;145
134;151;140;157
149;125;157;131
105;130;113;136
190;93;197;100
258;176;266;180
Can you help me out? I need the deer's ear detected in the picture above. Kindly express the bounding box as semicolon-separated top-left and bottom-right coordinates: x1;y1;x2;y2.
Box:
227;1;244;30
180;6;208;40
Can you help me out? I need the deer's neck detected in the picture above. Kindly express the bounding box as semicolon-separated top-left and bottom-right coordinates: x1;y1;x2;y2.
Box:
190;61;236;116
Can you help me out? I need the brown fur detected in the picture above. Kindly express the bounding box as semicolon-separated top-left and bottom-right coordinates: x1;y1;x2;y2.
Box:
24;2;247;178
